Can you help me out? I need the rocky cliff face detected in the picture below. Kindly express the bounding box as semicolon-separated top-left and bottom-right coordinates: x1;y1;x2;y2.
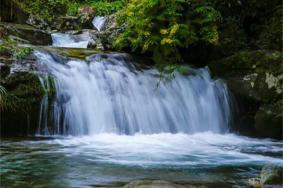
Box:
209;50;282;139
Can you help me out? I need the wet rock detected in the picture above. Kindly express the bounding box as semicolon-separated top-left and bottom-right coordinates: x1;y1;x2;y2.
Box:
208;50;283;139
0;50;54;136
88;14;125;50
0;22;52;45
123;180;190;188
59;16;81;31
249;165;283;188
260;165;283;186
58;6;95;31
26;14;51;31
209;50;282;103
0;70;44;136
248;178;261;188
78;6;96;29
254;102;283;139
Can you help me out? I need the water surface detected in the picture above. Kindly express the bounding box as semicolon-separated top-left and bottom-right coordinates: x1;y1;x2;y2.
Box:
1;132;282;187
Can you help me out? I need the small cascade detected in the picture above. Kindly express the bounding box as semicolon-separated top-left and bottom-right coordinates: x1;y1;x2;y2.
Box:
37;75;51;135
92;16;106;31
35;51;232;136
51;32;91;48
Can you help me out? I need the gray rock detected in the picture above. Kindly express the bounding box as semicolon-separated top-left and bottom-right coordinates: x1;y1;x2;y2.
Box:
0;22;52;45
26;14;50;31
248;177;261;188
208;50;283;139
260;165;283;186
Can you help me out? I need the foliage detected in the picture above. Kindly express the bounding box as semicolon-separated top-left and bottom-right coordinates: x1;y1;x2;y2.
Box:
67;2;81;16
0;37;33;60
115;0;220;68
14;0;125;20
15;0;70;21
87;0;125;15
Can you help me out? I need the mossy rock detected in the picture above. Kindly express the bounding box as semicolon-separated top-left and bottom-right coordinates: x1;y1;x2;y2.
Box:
254;100;283;139
208;50;282;139
209;50;282;103
0;22;52;45
260;165;283;186
0;52;56;136
1;72;45;110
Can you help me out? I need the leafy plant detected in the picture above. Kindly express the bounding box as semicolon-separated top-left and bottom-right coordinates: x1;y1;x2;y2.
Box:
88;0;125;15
115;0;220;69
14;48;33;59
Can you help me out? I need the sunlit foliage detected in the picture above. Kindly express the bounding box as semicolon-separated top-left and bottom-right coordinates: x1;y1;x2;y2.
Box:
115;0;220;67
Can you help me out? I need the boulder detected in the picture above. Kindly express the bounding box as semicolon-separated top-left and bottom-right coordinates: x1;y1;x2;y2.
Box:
254;102;282;139
249;165;283;188
26;14;51;31
208;50;283;139
58;6;95;31
89;14;125;50
0;22;52;45
260;165;283;186
0;49;54;136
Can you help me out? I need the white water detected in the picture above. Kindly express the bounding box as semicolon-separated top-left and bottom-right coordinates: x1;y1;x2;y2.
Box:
92;16;106;31
35;52;231;135
38;132;283;167
51;32;91;48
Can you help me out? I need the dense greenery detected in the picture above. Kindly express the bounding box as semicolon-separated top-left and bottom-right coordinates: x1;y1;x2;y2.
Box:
13;0;125;20
115;0;220;68
87;0;125;15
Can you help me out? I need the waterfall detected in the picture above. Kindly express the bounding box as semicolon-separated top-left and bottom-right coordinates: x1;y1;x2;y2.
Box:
92;16;106;31
51;32;91;48
35;51;232;136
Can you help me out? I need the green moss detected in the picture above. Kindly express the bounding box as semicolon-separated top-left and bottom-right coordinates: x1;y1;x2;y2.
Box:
0;37;33;60
13;0;76;21
0;73;53;112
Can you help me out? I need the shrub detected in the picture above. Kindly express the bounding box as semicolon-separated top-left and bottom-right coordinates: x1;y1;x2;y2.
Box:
88;0;125;15
115;0;220;68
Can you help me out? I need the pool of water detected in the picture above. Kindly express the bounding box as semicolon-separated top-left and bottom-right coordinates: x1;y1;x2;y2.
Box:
1;132;282;187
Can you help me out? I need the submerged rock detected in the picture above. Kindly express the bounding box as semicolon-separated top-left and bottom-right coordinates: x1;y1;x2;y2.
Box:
260;165;283;186
248;164;283;188
209;50;283;139
123;180;202;188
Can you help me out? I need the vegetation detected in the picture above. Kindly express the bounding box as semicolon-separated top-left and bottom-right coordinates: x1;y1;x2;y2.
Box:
115;0;220;69
87;0;125;15
0;37;33;59
13;0;125;20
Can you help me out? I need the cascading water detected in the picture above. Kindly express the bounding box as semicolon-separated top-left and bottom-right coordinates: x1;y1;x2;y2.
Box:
1;37;282;188
51;32;91;48
92;16;106;31
35;51;231;135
